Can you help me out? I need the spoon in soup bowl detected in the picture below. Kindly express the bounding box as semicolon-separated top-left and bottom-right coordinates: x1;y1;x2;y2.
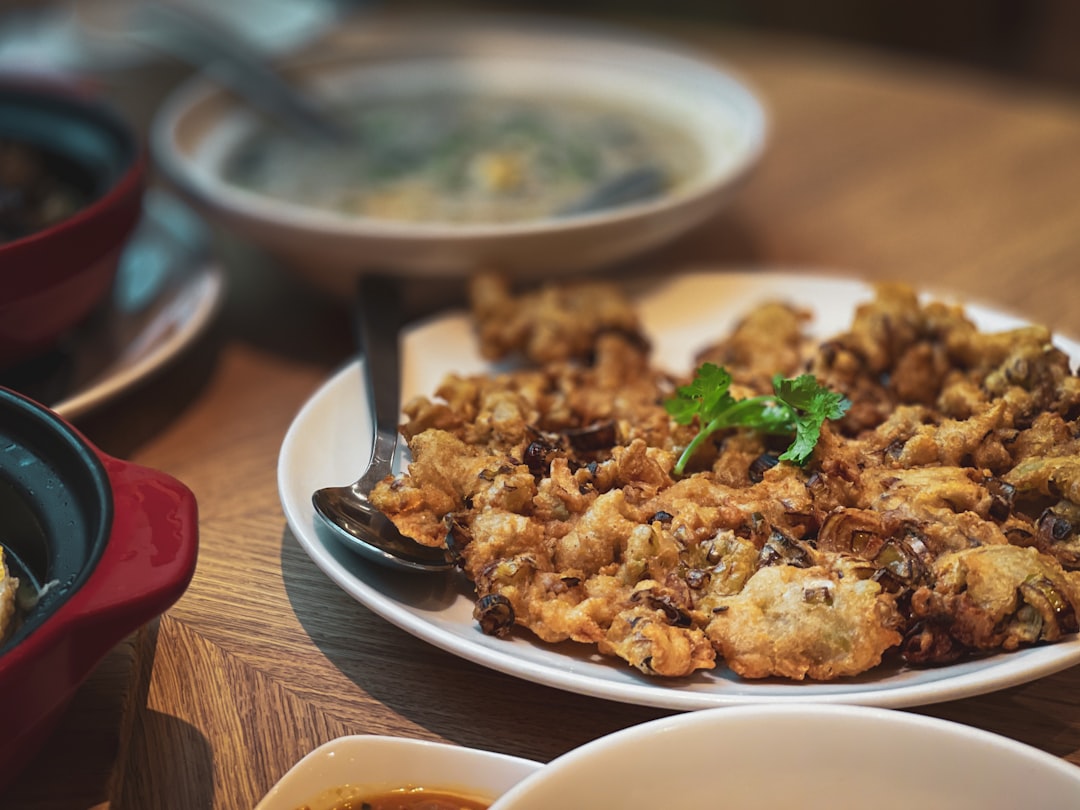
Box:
137;2;673;219
311;274;457;573
130;1;351;145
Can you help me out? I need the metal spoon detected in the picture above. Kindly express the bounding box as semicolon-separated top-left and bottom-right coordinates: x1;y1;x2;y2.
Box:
130;1;351;144
312;275;456;572
554;164;669;217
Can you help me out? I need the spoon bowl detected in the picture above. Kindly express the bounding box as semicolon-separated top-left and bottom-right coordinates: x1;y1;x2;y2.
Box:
312;483;454;572
311;275;455;573
131;1;350;144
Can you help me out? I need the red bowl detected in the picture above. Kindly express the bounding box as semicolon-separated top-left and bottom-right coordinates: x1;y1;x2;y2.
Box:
0;386;198;789
0;78;145;369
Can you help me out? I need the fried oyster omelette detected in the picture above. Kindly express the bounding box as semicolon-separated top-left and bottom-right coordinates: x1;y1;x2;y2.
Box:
370;274;1080;681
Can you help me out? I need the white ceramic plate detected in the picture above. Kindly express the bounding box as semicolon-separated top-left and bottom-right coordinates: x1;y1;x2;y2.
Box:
0;191;225;420
255;735;541;810
278;270;1080;710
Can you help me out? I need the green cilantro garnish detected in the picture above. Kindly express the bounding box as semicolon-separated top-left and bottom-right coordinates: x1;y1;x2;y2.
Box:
664;362;850;476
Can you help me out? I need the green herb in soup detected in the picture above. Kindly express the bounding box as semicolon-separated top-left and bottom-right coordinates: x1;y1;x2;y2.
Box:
223;93;699;224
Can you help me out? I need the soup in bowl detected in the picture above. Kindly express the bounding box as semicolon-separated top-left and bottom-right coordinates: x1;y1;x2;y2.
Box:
152;15;766;295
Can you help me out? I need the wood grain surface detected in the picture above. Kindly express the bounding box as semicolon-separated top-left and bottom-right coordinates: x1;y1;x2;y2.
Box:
8;11;1080;809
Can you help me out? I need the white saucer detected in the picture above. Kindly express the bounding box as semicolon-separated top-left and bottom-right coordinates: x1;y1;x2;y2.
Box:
0;191;225;420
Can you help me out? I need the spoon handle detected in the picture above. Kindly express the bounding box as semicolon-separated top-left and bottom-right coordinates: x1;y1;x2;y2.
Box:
132;2;349;144
355;274;403;476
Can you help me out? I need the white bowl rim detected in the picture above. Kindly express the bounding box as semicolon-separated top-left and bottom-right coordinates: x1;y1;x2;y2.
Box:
151;16;769;241
489;704;1080;808
255;734;543;810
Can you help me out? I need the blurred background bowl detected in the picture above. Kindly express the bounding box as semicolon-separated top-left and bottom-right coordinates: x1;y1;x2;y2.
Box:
254;735;541;810
489;704;1080;810
0;76;145;369
151;15;767;298
0;386;197;790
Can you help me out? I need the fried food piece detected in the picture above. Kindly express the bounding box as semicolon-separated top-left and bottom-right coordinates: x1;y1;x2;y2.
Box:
888;399;1015;472
695;301;811;392
808;283;941;433
469;272;646;364
601;600;716;676
706;559;903;680
1007;456;1080;506
905;545;1080;664
464;491;720;677
1004;499;1080;572
370;428;536;547
860;467;1010;553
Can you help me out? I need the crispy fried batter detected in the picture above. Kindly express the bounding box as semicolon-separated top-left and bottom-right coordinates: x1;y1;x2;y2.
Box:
706;560;903;680
601;601;717;677
370;277;1080;681
695;301;811;392
470;272;646;364
905;545;1080;663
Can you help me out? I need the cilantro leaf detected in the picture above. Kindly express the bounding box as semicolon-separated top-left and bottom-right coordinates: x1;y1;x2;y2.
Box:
665;363;735;424
666;365;850;475
773;374;851;465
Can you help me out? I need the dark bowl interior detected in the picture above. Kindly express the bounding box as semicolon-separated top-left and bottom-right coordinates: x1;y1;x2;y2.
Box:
0;388;112;655
0;82;136;222
0;80;146;368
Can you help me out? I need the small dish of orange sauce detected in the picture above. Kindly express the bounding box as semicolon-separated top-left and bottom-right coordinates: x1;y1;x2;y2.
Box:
297;786;489;810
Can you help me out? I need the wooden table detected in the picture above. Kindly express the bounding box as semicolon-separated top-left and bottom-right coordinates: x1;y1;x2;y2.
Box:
9;13;1080;809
